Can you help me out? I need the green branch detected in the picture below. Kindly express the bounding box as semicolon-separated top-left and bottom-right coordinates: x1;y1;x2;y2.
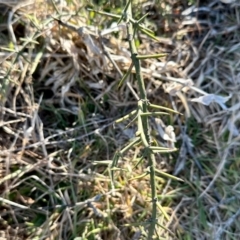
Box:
91;1;182;239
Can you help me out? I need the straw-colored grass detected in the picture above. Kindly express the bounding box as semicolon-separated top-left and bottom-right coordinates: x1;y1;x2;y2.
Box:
0;0;240;239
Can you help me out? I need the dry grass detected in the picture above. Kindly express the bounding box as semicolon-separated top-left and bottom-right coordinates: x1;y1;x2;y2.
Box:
0;0;240;239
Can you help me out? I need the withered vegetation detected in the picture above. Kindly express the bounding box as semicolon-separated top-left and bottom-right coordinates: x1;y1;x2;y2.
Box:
0;0;239;239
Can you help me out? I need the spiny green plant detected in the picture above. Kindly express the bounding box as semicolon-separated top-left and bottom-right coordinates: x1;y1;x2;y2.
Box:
90;1;183;239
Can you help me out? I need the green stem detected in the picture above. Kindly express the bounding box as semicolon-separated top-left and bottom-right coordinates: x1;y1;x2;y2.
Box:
148;152;157;239
125;2;157;239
